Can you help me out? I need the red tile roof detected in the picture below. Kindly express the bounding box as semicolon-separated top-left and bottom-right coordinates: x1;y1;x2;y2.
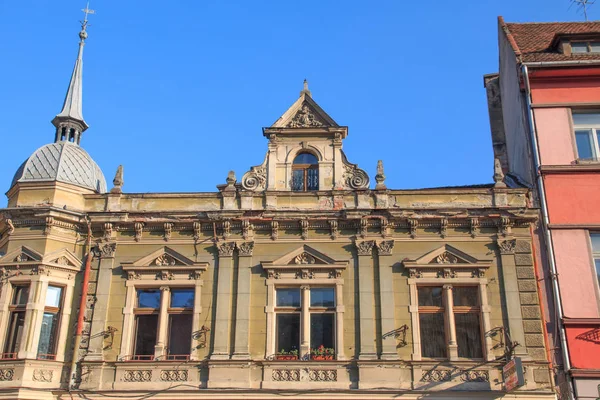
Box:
500;16;600;62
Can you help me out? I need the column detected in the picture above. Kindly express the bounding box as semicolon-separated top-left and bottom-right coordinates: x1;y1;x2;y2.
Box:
118;283;136;360
232;242;253;359
356;240;377;359
376;240;396;359
444;284;458;360
86;242;116;361
335;282;345;360
154;286;170;359
191;273;204;361
211;242;235;359
301;285;310;357
497;238;528;357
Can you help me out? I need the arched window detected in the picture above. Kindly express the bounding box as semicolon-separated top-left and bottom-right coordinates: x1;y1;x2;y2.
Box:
292;152;319;191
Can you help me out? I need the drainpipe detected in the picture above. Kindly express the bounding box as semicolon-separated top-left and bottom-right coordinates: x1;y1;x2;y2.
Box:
521;64;574;397
69;217;93;389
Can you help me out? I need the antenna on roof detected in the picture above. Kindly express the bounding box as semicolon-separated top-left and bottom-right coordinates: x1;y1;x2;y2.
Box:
571;0;595;21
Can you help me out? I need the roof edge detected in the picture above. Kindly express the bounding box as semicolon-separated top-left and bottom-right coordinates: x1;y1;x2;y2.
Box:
498;15;523;59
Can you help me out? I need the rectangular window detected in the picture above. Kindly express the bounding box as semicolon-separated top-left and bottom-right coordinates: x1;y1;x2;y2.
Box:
167;289;194;360
132;289;160;360
418;286;446;358
573;113;600;161
37;285;63;360
274;287;336;360
417;285;483;359
3;285;30;359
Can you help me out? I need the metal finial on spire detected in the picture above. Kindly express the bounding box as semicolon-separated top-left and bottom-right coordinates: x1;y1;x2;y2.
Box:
300;79;312;97
52;2;95;142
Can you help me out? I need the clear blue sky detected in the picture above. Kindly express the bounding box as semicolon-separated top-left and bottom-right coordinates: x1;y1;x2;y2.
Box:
0;0;595;195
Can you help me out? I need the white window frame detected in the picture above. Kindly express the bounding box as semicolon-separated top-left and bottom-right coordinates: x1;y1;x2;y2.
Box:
572;112;600;161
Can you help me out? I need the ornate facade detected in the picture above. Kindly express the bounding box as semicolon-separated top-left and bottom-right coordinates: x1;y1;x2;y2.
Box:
0;12;555;400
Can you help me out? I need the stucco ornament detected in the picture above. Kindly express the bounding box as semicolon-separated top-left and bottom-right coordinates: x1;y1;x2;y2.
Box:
342;164;369;190
288;104;324;128
241;165;267;191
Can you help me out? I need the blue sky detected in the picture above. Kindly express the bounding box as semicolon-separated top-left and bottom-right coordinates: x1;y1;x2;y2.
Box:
0;0;595;195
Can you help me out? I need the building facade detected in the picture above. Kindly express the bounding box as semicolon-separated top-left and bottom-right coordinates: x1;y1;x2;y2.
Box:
485;17;600;400
0;16;556;400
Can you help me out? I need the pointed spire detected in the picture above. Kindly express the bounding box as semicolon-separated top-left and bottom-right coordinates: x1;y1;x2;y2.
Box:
300;79;312;97
51;3;95;145
110;165;124;193
375;160;387;190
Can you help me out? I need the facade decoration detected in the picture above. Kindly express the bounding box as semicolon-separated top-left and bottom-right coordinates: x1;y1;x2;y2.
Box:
0;12;554;400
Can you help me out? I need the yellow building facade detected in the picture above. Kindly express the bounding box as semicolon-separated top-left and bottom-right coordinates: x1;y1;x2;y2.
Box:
0;17;555;400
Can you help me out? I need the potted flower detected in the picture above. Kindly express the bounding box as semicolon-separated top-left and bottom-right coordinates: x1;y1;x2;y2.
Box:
276;348;299;361
310;345;335;361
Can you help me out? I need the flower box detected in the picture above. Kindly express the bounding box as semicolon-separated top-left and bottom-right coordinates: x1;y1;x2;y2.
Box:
276;355;298;361
311;355;334;361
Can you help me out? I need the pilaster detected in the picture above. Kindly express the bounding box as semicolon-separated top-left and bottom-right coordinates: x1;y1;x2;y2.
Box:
231;242;253;360
211;242;235;359
376;240;396;359
355;240;377;359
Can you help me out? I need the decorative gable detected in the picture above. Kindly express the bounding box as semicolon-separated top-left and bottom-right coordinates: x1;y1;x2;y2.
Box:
403;245;492;279
262;245;347;280
42;248;82;269
271;88;338;129
0;246;43;265
121;247;208;281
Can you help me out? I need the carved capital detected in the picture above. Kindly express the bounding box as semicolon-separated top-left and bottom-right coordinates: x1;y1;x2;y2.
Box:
376;240;394;256
217;242;235;257
94;242;117;259
355;240;375;256
498;239;516;255
237;242;254;257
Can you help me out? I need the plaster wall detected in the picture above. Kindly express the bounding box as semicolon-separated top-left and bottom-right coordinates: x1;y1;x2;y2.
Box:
533;108;576;165
565;325;600;369
498;27;535;186
551;229;599;319
544;174;600;224
530;78;600;104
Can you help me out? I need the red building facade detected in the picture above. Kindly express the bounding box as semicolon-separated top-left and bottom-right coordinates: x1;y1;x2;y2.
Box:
486;18;600;400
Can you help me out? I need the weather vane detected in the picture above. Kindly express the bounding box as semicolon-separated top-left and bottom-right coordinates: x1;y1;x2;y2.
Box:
571;0;595;21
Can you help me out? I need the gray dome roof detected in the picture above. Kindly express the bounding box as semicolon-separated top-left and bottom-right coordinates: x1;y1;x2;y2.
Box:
11;142;106;193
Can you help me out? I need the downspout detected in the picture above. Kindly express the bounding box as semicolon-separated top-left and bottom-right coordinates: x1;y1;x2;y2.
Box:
69;216;93;389
521;64;574;397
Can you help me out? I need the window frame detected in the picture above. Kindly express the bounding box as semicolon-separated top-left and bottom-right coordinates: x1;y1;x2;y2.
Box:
590;232;600;304
36;284;65;360
572;111;600;162
2;284;31;359
291;152;319;191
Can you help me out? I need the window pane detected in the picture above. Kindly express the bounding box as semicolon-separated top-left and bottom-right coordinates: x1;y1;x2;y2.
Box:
453;287;479;307
595;259;600;288
310;288;335;307
293;153;318;165
134;315;158;356
591;42;600;52
37;312;59;357
291;170;304;191
419;313;446;358
418;287;443;307
455;313;483;358
12;286;29;306
276;314;300;353
307;168;319;190
310;314;335;352
171;289;194;308
4;311;25;354
572;42;589;53
276;288;300;307
45;286;62;307
168;314;192;356
573;113;600;125
591;233;600;252
576;130;595;159
137;289;161;308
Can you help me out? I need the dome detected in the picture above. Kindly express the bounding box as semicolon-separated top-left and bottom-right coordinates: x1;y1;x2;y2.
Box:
11;142;107;193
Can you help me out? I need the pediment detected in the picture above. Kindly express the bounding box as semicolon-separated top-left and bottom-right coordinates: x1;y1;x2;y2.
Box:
263;245;343;267
271;93;338;129
42;248;82;268
0;246;43;265
403;245;492;279
122;247;204;268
